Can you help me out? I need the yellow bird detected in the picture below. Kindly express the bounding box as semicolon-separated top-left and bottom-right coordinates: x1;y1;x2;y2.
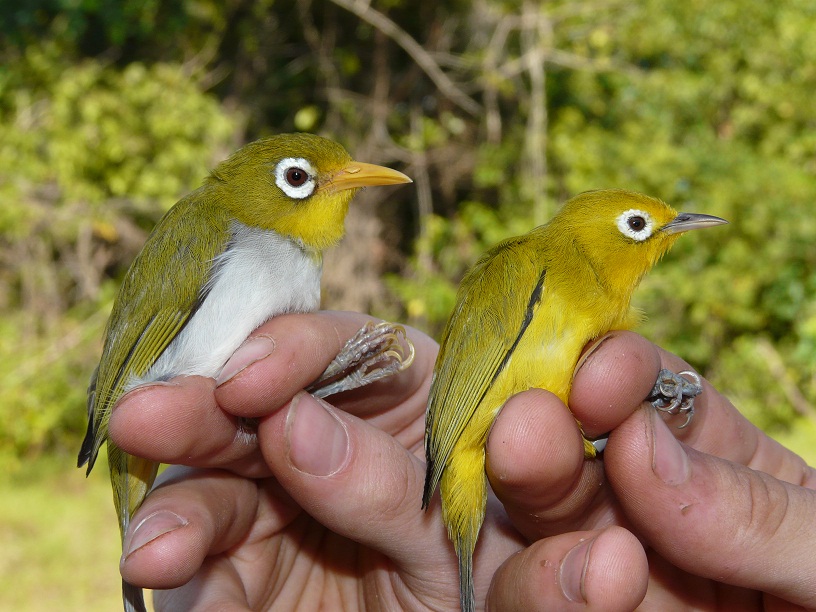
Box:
422;189;727;611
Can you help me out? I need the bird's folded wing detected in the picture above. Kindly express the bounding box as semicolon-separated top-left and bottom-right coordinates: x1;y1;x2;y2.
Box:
423;239;545;505
79;199;231;469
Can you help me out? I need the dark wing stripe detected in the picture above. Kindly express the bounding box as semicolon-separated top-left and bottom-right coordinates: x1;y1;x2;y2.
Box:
422;267;546;508
486;268;546;389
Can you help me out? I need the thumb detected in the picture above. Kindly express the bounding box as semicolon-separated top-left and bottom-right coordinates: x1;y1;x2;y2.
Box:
257;391;462;605
605;407;816;609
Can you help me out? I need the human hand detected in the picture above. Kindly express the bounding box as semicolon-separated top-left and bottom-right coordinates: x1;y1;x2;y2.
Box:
486;331;816;610
110;311;538;610
111;316;816;610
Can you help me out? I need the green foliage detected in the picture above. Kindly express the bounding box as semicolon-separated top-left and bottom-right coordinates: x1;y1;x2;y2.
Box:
0;300;107;470
547;1;816;432
0;49;235;220
387;199;534;335
388;0;816;442
0;44;237;470
1;0;815;469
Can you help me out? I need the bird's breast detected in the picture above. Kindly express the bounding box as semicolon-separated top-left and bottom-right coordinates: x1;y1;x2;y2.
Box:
492;288;616;404
133;223;322;386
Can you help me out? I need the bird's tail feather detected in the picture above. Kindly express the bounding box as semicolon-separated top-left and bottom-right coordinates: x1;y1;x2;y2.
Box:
457;537;476;612
108;441;159;612
441;446;488;612
123;579;147;612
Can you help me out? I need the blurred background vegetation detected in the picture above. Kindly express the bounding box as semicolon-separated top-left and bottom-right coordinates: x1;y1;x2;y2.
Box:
1;0;815;608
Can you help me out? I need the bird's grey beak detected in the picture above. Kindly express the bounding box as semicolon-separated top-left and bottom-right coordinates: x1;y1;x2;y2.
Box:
662;212;728;235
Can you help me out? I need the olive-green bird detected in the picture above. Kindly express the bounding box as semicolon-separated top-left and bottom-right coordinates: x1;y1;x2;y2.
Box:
78;133;413;612
422;189;727;611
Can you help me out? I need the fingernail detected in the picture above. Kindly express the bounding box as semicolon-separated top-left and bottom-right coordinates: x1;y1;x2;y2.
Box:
573;333;614;376
651;409;690;485
122;510;188;561
286;392;349;477
216;335;276;386
559;536;595;603
117;380;181;404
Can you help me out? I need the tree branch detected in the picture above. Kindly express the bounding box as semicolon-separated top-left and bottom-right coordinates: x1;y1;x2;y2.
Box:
755;337;816;420
329;0;482;116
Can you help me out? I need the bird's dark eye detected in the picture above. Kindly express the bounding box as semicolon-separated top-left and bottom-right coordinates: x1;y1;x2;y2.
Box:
275;157;317;199
628;216;646;231
285;167;308;187
616;209;653;241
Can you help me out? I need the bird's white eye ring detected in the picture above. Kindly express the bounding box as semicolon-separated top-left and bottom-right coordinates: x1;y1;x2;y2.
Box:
275;157;317;199
616;209;654;241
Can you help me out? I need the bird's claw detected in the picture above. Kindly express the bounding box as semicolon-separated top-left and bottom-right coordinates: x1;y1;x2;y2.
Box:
648;368;702;428
307;321;415;398
589;436;608;454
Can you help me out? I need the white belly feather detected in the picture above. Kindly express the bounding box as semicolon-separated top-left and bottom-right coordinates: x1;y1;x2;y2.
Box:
133;222;322;386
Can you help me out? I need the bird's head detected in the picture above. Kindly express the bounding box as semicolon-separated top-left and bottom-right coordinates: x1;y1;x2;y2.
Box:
209;133;411;250
555;189;727;297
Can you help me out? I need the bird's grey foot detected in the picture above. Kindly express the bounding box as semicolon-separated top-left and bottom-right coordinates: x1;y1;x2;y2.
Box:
307;321;415;399
589;436;608;454
648;368;702;429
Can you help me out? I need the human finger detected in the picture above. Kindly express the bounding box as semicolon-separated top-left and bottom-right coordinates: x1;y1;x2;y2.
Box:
109;377;270;477
119;466;261;590
569;331;662;438
606;407;816;609
110;310;435;475
486;389;614;540
486;526;647;611
572;331;811;485
257;390;521;607
214;311;434;439
258;391;447;564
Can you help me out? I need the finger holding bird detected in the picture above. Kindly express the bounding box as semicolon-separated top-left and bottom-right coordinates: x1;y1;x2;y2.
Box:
485;332;688;540
571;331;703;439
109;311;431;476
573;329;775;468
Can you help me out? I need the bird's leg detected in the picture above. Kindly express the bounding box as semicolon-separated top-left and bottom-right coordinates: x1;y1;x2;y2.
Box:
307;321;415;399
587;369;703;454
647;369;703;429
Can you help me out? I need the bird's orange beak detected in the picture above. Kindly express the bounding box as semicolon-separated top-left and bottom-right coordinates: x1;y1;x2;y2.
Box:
323;161;412;193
